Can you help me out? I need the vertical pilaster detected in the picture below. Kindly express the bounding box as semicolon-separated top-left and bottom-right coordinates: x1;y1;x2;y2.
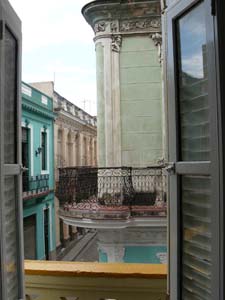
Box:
95;36;122;167
63;223;70;246
61;128;69;167
54;123;59;181
103;37;114;167
91;138;95;166
76;133;81;166
70;131;77;166
79;132;85;166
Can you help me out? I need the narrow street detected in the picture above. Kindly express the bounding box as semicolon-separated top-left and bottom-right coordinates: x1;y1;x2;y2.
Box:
61;231;98;262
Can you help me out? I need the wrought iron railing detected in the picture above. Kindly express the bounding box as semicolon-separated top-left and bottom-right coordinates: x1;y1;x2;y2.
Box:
98;167;166;206
56;167;98;203
57;166;167;207
23;174;49;196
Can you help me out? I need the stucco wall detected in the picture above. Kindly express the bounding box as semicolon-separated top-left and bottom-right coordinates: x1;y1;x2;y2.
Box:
120;36;163;167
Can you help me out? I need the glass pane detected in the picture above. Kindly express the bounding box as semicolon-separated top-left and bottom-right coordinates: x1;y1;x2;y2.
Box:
182;175;211;300
4;27;17;164
177;2;210;161
4;176;19;300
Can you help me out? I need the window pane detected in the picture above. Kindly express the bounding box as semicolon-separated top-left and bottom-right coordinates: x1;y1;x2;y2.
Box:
182;175;211;299
4;176;19;300
177;3;210;161
4;27;17;164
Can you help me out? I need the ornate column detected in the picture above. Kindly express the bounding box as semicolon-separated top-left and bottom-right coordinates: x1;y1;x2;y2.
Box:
76;132;81;166
61;127;69;167
94;139;97;166
86;136;91;166
91;137;95;166
54;123;59;181
82;0;162;168
79;132;86;166
89;137;93;166
63;223;70;247
70;130;77;166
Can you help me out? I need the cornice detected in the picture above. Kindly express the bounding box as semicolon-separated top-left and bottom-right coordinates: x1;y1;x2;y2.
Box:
56;110;97;130
22;102;55;120
82;0;161;36
56;115;97;135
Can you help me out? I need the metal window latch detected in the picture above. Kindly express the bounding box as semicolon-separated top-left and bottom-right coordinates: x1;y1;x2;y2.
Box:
164;162;175;175
20;165;28;174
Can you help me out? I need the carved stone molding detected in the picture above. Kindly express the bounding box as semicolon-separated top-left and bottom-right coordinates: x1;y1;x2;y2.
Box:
111;35;122;53
120;17;161;32
93;17;161;37
150;32;162;47
94;21;106;33
150;32;162;64
110;21;118;33
82;1;161;32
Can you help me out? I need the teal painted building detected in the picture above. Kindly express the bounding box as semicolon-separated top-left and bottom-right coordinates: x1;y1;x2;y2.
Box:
22;82;56;260
99;246;167;264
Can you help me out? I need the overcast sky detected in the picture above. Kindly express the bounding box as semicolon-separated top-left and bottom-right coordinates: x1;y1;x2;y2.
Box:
10;0;97;115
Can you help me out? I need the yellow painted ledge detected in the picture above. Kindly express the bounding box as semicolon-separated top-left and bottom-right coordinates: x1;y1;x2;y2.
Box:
25;260;167;279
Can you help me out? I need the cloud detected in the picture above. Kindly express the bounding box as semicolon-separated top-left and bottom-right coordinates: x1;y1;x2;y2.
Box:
11;0;94;53
182;52;204;79
10;0;97;115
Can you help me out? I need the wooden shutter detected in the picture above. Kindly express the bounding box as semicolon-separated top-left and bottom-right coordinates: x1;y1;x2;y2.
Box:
166;0;222;299
0;0;23;299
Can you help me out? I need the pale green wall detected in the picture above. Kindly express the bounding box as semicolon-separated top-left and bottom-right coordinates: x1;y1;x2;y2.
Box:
120;36;163;167
96;43;105;167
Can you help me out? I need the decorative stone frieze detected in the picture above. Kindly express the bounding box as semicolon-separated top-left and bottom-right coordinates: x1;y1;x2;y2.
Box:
83;1;161;38
94;21;106;33
120;17;161;32
110;21;118;33
93;18;161;36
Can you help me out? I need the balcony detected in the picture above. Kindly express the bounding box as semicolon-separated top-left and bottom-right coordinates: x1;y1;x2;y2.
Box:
57;166;167;228
23;174;50;200
25;260;167;300
57;166;98;203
